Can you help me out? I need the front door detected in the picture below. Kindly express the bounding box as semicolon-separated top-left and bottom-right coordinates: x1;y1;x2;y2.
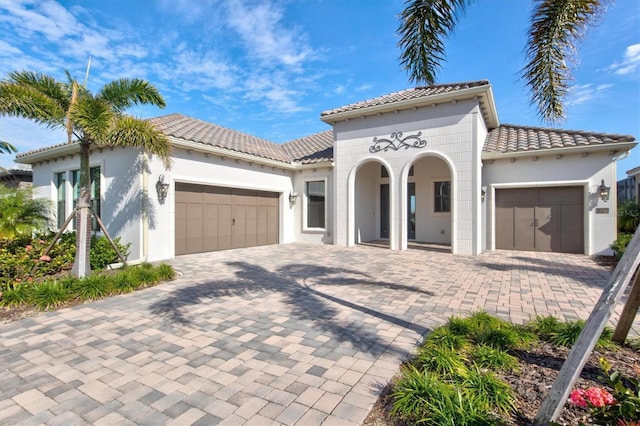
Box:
407;182;416;240
380;184;389;238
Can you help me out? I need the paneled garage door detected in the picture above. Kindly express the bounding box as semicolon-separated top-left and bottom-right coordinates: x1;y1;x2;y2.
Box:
495;186;583;253
175;183;279;255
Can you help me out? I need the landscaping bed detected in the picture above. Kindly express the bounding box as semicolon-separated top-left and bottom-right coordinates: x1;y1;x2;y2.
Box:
363;313;640;426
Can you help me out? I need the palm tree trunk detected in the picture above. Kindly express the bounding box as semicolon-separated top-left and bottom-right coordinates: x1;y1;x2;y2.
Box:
71;141;92;277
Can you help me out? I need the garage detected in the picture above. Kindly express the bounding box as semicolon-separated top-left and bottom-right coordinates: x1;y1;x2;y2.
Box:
175;183;279;255
495;186;583;253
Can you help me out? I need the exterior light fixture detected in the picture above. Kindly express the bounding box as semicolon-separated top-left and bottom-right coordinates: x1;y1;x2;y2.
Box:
156;174;170;203
598;179;610;202
481;187;487;203
289;191;298;207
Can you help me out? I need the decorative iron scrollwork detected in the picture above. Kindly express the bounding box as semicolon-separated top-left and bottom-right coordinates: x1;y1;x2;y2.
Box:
369;132;427;153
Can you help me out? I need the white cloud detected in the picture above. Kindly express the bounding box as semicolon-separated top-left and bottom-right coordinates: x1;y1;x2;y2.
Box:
224;0;315;70
609;43;640;76
566;83;614;106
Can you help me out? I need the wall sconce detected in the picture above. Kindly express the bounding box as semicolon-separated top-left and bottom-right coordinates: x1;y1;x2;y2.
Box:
156;174;170;203
598;179;610;202
289;191;298;207
481;187;487;203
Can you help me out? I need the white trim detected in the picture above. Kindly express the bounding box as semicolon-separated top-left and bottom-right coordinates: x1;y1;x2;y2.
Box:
488;180;590;254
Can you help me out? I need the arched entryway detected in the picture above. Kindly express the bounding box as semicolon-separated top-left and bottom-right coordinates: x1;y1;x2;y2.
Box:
350;160;393;248
400;154;454;252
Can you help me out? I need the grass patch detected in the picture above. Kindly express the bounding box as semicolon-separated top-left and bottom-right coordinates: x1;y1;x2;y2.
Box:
31;281;69;310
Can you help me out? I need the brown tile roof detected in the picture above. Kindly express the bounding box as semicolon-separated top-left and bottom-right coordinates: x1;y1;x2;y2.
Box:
148;113;291;163
281;130;334;164
321;80;490;117
484;124;636;154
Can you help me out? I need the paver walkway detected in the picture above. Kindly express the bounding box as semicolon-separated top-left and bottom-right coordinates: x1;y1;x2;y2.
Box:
1;243;636;425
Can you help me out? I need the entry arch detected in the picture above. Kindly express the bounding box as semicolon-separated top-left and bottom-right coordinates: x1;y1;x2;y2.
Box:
399;151;457;252
347;156;396;248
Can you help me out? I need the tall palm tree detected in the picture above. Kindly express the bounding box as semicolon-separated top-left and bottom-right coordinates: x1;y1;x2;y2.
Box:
0;70;171;277
397;0;607;123
0;141;17;154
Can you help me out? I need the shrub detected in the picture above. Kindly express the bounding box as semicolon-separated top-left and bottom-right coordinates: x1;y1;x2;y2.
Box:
72;273;113;301
30;281;69;310
0;282;30;307
415;345;469;379
0;185;51;239
129;263;158;286
462;366;516;414
156;263;176;281
90;235;130;269
611;233;634;259
471;345;519;373
545;318;617;350
618;201;640;234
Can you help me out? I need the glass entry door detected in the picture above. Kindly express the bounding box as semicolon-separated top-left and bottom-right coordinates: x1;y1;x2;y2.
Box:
407;182;416;240
380;184;389;238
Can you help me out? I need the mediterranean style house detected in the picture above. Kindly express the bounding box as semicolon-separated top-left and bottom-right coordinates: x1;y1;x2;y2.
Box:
16;81;637;262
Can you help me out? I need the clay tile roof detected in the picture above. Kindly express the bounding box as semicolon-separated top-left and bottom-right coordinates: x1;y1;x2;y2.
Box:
148;113;292;163
484;124;636;154
15;140;78;160
281;130;334;164
320;80;490;117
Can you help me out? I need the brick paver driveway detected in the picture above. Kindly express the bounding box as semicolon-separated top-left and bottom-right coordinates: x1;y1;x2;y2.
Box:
1;243;635;425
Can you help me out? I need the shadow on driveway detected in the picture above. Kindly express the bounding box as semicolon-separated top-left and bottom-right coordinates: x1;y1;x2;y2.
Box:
150;261;433;358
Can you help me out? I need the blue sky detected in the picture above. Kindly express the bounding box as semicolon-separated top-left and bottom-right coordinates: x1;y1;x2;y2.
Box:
1;0;638;178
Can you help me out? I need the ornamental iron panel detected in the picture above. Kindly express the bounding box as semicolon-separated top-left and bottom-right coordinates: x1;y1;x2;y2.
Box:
369;132;427;153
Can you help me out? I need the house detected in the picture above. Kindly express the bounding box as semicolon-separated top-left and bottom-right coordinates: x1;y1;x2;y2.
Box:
617;166;640;203
16;81;637;262
0;166;33;190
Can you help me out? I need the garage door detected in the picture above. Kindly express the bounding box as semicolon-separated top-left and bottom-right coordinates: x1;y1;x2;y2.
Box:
495;186;583;253
175;183;279;255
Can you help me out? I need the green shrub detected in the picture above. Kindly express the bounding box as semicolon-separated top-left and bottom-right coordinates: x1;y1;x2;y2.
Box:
156;263;176;281
423;326;471;352
462;366;516;414
30;281;69;310
129;264;158;286
72;273;113;301
90;235;130;270
0;282;30;307
528;315;563;339
391;366;503;425
618;201;640;234
471;345;519;373
111;269;137;293
546;319;617;350
0;185;50;239
611;232;633;259
415;345;469;379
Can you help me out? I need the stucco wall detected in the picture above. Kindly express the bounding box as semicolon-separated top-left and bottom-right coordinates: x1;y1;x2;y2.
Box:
146;147;296;262
482;151;618;255
29;146;144;261
292;167;333;244
333;99;486;254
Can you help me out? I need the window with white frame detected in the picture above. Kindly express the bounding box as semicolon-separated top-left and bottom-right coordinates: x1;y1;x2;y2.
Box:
434;180;451;213
55;172;67;229
306;180;325;229
69;166;101;230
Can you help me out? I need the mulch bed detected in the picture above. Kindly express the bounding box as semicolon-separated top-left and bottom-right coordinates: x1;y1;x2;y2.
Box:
363;342;640;425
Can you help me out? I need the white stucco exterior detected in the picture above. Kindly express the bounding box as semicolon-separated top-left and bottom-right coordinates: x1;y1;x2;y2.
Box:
18;82;636;262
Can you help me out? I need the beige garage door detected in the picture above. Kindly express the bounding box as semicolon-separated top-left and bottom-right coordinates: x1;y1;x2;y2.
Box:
175;183;279;256
495;186;583;253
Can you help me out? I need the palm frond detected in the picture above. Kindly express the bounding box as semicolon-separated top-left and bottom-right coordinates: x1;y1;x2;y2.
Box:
103;115;172;169
397;0;468;85
0;81;67;128
0;141;17;154
98;79;167;112
522;0;607;123
7;70;71;111
68;97;115;143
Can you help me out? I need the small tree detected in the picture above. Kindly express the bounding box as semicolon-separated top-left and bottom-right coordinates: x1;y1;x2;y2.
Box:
0;185;50;239
0;70;171;277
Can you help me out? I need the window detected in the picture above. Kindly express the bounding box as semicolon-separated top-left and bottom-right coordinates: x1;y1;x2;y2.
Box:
55;172;66;228
306;180;325;229
434;181;451;213
71;166;101;230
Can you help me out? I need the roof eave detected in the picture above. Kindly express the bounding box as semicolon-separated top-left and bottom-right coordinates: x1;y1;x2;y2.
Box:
15;143;80;164
320;84;499;129
482;141;638;160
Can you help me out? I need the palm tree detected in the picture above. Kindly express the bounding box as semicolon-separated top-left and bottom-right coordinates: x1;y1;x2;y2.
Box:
0;185;50;239
0;141;17;154
397;0;607;123
0;70;171;277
